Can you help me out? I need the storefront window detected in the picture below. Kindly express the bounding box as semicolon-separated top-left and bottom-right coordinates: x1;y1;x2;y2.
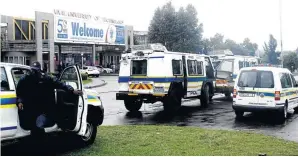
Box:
9;57;13;63
14;56;18;64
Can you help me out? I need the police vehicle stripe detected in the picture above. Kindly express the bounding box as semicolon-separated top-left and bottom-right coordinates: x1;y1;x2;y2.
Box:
238;91;298;98
118;77;207;83
1;97;16;105
0;94;16;98
87;95;97;99
1;126;17;131
0;104;16;109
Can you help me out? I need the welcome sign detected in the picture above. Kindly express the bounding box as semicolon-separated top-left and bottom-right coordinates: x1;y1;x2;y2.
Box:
54;15;125;45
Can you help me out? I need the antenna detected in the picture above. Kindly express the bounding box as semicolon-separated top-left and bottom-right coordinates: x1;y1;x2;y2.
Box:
279;0;283;67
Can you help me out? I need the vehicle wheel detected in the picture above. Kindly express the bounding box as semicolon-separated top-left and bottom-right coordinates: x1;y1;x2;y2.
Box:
225;93;231;98
96;75;100;77
294;107;298;113
200;85;210;108
209;96;213;102
77;122;97;146
103;70;107;74
163;87;182;112
124;99;143;112
235;111;244;119
278;104;288;122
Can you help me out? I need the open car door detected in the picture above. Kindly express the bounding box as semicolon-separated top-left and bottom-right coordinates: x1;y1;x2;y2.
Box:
56;65;86;136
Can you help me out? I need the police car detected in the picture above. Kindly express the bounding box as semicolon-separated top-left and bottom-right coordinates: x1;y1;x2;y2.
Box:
0;63;104;145
232;66;298;121
116;43;216;112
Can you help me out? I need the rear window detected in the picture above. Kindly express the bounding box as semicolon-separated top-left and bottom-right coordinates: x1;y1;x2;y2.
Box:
131;60;147;75
218;60;233;72
238;70;274;88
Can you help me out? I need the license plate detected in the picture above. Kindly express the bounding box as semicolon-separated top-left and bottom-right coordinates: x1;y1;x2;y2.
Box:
154;87;164;93
239;93;255;97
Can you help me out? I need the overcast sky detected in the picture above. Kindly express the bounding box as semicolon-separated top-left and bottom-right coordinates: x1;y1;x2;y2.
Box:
1;0;297;51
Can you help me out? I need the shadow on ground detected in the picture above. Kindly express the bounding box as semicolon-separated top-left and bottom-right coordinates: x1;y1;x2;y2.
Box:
1;133;88;156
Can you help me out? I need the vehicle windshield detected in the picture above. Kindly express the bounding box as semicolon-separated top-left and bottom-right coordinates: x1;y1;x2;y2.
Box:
238;70;274;88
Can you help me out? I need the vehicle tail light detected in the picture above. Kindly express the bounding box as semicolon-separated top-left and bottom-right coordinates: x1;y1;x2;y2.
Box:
233;89;237;98
275;91;280;101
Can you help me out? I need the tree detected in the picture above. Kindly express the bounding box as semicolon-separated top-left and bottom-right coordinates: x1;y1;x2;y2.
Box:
210;33;225;50
201;38;211;54
148;2;203;52
283;52;298;72
263;34;278;64
241;38;258;56
148;2;176;51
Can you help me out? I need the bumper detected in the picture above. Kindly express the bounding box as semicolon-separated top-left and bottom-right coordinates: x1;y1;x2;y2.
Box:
215;86;233;94
116;92;166;100
232;104;284;112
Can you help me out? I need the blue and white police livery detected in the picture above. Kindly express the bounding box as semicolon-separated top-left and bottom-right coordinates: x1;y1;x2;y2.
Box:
0;63;104;145
233;65;298;121
116;44;216;112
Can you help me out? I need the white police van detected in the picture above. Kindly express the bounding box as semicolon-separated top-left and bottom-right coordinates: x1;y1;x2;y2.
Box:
216;55;260;97
116;44;216;112
0;63;104;145
232;66;298;121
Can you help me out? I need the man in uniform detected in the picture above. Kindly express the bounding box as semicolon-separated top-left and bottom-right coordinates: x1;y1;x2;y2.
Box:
16;61;82;144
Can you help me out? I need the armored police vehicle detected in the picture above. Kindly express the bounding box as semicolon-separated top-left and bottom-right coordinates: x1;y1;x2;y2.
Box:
0;63;104;145
116;44;216;112
215;55;260;97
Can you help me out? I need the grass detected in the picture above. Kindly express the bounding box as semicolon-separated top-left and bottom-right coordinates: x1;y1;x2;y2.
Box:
68;125;298;156
82;78;92;85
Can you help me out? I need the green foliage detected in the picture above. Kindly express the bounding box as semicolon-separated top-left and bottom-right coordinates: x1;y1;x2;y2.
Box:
148;2;203;52
242;38;258;56
283;52;298;72
263;34;279;65
202;33;258;56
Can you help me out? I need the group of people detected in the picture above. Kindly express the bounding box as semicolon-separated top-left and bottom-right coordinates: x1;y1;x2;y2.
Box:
16;61;82;146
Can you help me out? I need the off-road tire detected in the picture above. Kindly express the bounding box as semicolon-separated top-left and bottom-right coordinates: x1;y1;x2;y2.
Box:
235;110;244;119
200;85;210;108
124;99;143;112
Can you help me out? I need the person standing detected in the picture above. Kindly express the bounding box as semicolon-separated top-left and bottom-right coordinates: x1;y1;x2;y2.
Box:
16;61;82;146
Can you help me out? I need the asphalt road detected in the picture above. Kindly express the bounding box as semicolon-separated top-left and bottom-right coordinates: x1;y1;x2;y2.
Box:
98;76;298;143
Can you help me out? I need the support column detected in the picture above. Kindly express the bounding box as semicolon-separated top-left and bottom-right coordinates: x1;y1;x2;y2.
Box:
0;15;2;59
124;26;129;51
35;11;54;72
58;44;62;62
35;13;43;65
92;44;96;65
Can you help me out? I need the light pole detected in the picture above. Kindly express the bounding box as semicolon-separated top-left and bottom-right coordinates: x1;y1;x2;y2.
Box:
81;53;84;68
279;0;283;67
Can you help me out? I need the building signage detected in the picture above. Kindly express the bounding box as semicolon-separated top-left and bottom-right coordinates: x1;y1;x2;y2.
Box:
54;10;125;45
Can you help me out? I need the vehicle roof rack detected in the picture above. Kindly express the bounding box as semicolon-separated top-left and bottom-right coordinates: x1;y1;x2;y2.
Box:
253;64;282;68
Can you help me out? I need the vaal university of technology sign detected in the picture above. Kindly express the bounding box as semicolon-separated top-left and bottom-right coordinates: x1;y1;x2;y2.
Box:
53;9;125;45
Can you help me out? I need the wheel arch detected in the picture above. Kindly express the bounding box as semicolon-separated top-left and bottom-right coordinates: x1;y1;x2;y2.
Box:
87;104;104;126
168;81;184;97
202;81;214;95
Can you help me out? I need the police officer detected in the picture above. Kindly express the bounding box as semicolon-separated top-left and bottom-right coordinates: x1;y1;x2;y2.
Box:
16;61;82;144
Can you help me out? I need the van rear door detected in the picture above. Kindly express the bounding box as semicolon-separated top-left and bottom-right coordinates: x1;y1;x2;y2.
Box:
256;71;275;106
236;70;275;106
236;70;259;105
